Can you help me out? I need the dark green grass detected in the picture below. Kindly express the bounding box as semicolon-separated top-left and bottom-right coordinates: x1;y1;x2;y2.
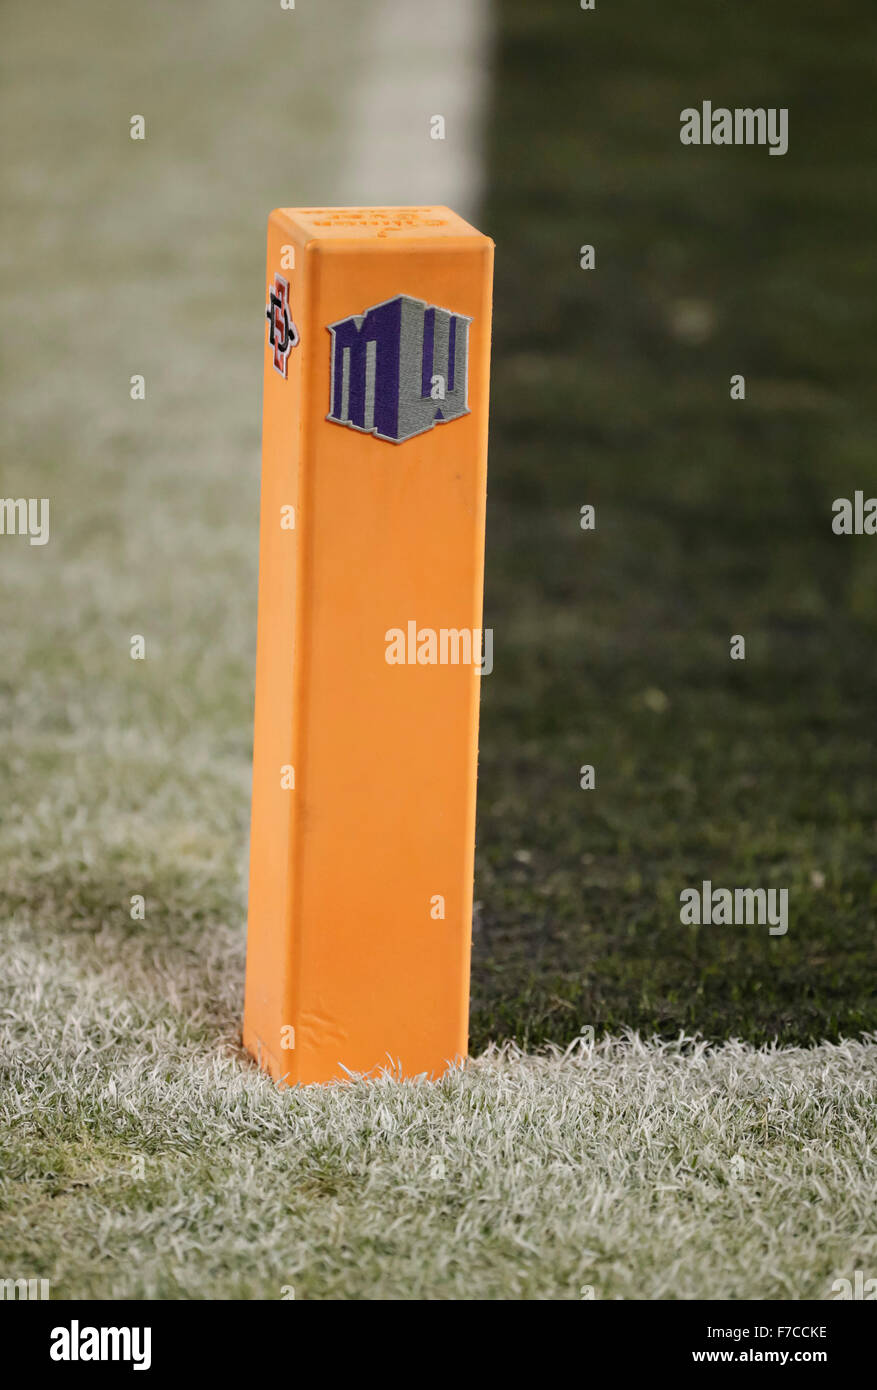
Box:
470;0;877;1049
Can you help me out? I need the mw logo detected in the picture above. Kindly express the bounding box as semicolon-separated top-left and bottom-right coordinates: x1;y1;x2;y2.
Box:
327;293;471;443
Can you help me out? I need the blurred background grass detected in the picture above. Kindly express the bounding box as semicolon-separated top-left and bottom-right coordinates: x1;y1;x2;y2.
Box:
0;0;875;1058
472;0;877;1047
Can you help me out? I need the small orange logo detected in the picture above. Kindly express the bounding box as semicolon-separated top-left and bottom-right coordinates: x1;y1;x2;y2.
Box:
265;273;299;377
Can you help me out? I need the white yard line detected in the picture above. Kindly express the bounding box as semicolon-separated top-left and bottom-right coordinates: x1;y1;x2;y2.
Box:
338;0;492;220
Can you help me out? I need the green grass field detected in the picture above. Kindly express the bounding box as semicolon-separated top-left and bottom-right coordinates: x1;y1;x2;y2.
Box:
473;0;877;1049
1;0;875;1299
3;999;875;1299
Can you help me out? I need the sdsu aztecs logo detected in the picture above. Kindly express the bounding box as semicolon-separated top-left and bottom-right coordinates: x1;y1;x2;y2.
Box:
265;273;299;378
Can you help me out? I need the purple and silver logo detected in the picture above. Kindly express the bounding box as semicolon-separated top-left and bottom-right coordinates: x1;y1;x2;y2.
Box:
326;294;471;444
